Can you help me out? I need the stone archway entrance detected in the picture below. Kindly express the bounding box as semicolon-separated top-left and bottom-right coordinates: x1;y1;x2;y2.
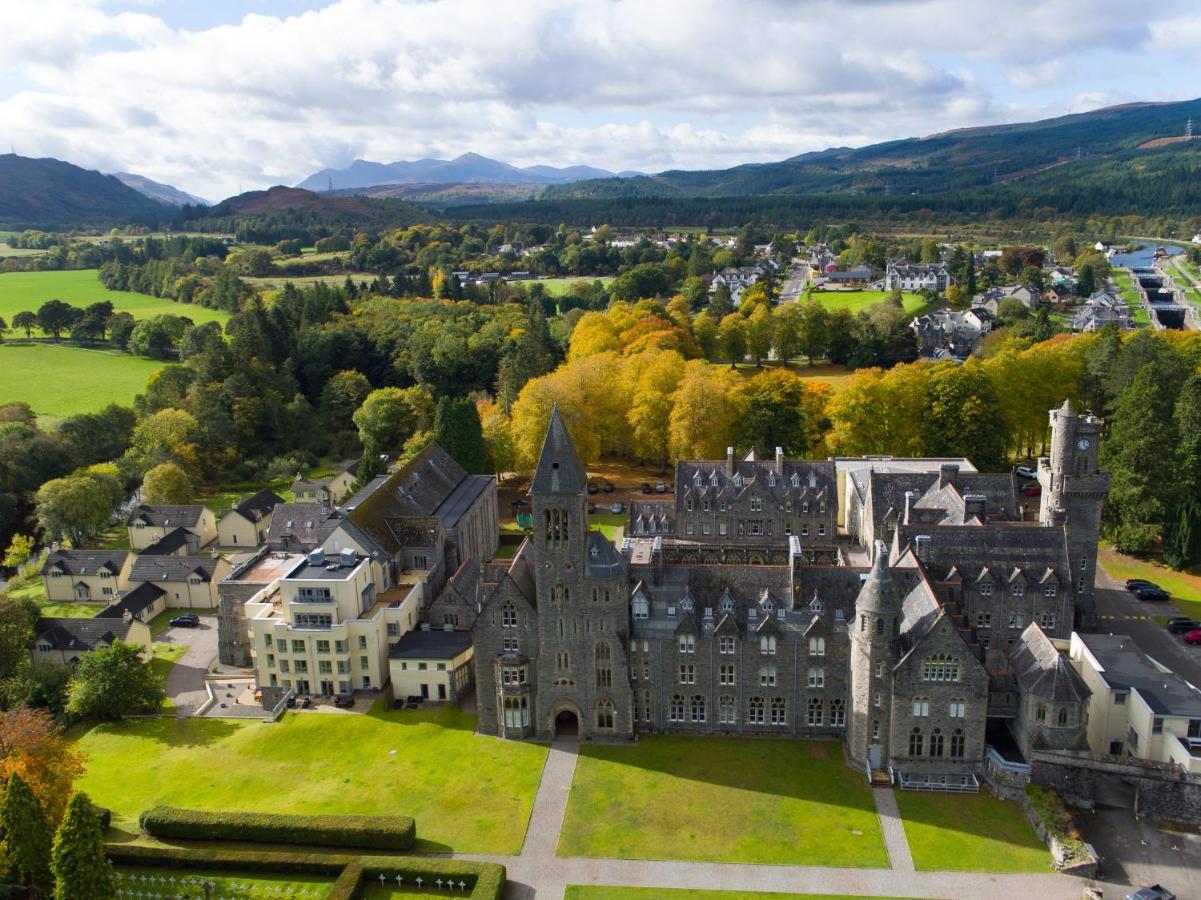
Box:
554;709;579;738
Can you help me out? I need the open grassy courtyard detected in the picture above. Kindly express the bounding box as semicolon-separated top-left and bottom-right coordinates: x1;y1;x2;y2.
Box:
894;789;1048;873
0;343;162;420
557;737;888;867
74;703;547;854
808;290;931;315
0;269;230;329
565;890;915;900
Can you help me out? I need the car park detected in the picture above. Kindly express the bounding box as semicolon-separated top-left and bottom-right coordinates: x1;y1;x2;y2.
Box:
1019;483;1041;497
169;613;200;628
1015;465;1037;479
1184;630;1201;646
1167;618;1200;635
1131;585;1171;602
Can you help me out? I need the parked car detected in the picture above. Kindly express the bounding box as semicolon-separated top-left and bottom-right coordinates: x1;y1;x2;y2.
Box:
587;503;598;514
1015;465;1037;479
640;483;652;494
334;693;355;708
587;481;599;494
169;613;200;628
1167;618;1200;635
298;696;312;709
610;502;624;514
1131;585;1171;602
1018;484;1041;497
655;481;667;493
1127;885;1176;900
1125;578;1160;592
603;481;615;493
405;695;422;709
1184;630;1201;646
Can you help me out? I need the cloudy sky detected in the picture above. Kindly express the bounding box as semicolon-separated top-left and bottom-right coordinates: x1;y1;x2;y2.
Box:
2;0;1199;202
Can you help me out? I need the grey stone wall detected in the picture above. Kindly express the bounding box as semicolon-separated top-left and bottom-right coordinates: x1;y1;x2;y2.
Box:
1136;779;1201;825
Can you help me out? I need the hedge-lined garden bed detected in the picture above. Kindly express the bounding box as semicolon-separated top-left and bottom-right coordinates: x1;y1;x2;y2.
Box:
140;806;416;850
105;845;506;900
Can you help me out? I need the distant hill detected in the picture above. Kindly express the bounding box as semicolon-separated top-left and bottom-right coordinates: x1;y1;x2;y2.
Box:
112;172;209;207
0;154;167;228
545;97;1201;201
188;185;432;228
297;152;633;192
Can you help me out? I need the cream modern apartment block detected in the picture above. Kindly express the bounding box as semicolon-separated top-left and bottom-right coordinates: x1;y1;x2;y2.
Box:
244;547;427;696
1070;632;1201;774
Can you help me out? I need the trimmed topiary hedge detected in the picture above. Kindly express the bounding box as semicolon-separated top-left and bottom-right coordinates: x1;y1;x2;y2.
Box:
357;857;505;900
138;806;415;850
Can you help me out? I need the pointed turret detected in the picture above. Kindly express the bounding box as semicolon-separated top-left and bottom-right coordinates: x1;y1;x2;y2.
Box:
531;405;587;495
856;540;897;614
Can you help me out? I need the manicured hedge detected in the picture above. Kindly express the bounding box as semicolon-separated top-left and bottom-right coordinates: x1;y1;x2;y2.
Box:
138;806;415;850
104;845;506;900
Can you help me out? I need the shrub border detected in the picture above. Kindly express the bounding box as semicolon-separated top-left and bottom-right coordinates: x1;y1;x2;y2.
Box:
104;844;505;899
139;805;416;851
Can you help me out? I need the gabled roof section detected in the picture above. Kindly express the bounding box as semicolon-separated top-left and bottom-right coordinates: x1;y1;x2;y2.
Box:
229;489;286;523
34;617;133;651
41;550;128;577
129;556;220;584
531;406;587;495
586;532;626;578
94;583;166;620
1010;624;1090;702
126;504;206;528
266;502;333;549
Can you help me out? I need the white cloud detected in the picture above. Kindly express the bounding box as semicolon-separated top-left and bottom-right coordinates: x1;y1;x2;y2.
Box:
0;0;1194;199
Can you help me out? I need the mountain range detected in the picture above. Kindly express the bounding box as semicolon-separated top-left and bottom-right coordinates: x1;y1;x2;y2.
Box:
112;172;209;207
0;154;168;229
296;152;639;192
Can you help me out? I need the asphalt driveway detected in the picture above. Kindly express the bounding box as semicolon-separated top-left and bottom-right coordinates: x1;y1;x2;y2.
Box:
158;615;218;715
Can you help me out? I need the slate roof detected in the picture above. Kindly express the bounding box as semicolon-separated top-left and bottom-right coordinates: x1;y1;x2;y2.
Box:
676;454;835;504
1009;624;1090;702
34;617;134;651
41;550;128;577
858;542;898;615
129;555;220;584
343;443;475;555
94;583;166;620
531;406;588;495
127;504;206;528
228;489;285;523
139;528;191;556
869;467;1018;532
266;502;333;549
586;532;626;579
388;628;473;660
895;523;1070;586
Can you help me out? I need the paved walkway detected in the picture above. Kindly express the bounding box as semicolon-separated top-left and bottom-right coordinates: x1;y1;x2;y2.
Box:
872;787;914;873
452;741;1088;900
161;616;219;715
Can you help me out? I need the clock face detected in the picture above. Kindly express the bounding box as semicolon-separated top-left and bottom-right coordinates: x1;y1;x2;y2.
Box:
1076;438;1091;451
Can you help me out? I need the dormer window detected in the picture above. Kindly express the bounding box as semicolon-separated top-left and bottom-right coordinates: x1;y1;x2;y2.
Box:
709;472;718;486
693;471;701;485
681;596;694;613
791;473;800;488
720;595;735;614
590;545;599;558
732;473;743;487
809;595;823;613
767;475;776;487
632;594;649;620
762;598;775;613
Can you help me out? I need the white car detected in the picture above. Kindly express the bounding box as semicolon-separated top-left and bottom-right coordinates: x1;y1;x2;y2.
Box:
1015;465;1037;480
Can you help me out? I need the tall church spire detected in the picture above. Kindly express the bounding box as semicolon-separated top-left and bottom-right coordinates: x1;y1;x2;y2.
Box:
531;405;587;495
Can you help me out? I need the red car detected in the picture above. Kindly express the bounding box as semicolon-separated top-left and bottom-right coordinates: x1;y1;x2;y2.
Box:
1184;629;1201;646
1019;484;1041;497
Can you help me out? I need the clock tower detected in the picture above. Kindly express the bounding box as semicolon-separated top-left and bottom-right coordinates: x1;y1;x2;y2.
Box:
1038;399;1109;629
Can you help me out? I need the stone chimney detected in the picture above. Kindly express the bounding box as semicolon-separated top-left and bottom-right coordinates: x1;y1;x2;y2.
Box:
903;490;916;525
775;446;784;474
939;463;959;488
726;446;735;476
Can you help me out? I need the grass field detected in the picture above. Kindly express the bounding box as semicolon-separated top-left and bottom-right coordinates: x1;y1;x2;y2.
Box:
1099;543;1201;621
245;272;375;290
565;890;914;900
894;790;1048;873
115;866;334;895
558;737;887;867
0;269;230;329
808;290;930;315
74;703;547;854
732;361;857;393
0;343;162;420
537;276;613;297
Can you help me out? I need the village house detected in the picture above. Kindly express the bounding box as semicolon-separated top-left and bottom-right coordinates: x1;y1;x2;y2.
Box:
217;489;286;548
388;627;475;703
128;554;231;609
31;616;152;667
126;504;217;553
910;308;994;358
40;550;132;604
290;460;359;506
885;261;955;293
1069;290;1133;332
972;284;1041;314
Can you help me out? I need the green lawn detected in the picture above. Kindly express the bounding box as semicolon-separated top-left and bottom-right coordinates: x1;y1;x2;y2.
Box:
74;703;547;854
191;477;292;515
537;276;613;297
1099;543;1201;621
558;737;887;867
39;600;106;618
894;790;1048;873
0;269;230;328
0;343;163;420
565;890;914;900
150;642;187;680
588;512;625;543
808;290;930;315
115;866;334;895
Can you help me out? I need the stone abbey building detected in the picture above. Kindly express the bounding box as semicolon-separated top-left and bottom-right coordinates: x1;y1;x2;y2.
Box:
473;402;1105;784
